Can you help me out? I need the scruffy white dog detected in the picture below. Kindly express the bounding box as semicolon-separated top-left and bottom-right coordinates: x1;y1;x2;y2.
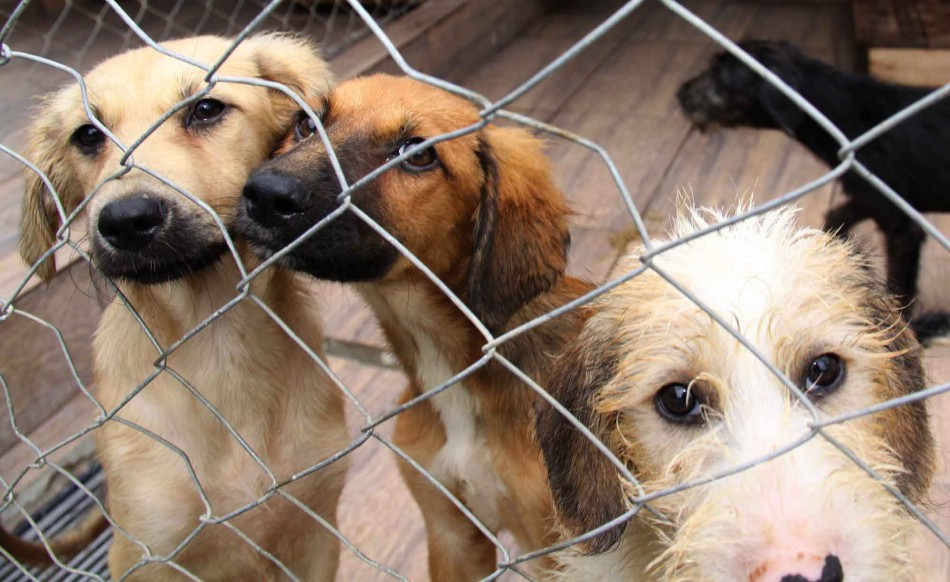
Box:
537;205;935;581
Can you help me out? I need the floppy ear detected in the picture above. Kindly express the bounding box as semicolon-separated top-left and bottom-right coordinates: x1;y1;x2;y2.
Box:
867;297;934;503
19;100;83;283
466;126;570;333
535;327;628;553
240;32;334;103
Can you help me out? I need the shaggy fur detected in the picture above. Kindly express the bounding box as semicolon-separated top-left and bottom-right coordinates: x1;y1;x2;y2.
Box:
536;204;935;581
677;40;950;339
236;74;593;580
13;35;348;580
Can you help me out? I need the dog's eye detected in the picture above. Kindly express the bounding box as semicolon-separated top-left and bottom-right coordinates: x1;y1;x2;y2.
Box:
395;138;437;171
656;383;704;425
295;115;317;141
803;353;845;396
71;124;106;154
188;98;228;126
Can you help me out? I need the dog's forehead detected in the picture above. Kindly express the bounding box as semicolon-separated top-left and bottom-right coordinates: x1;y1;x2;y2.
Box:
328;75;482;136
52;36;262;125
601;208;876;389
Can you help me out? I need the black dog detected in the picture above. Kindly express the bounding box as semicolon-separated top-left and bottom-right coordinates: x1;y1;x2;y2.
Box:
678;40;950;340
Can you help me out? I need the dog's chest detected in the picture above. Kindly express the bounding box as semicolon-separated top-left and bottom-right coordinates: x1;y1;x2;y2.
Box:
415;334;509;530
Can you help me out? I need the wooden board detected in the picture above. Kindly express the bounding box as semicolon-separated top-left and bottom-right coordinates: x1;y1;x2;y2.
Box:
854;0;950;49
869;47;950;86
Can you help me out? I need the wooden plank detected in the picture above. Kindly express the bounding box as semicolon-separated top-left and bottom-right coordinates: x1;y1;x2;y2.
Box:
918;0;950;48
331;0;546;80
0;258;102;454
869;47;950;86
0;391;98;528
853;0;928;48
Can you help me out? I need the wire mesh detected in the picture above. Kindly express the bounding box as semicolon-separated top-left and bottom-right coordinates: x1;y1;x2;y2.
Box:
0;0;947;580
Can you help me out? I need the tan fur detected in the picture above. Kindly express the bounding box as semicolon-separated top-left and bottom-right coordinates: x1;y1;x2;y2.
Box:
537;204;935;581
15;35;348;580
258;75;594;580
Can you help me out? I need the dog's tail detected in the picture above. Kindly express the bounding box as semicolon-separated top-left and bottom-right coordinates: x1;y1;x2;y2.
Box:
910;311;950;346
0;510;108;567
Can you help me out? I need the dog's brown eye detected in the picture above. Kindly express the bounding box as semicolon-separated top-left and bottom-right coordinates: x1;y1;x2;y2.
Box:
188;98;228;126
656;383;704;425
803;353;844;395
71;124;106;154
395;138;437;171
295;115;317;141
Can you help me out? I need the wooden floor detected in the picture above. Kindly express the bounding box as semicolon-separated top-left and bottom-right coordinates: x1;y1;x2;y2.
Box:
0;0;948;579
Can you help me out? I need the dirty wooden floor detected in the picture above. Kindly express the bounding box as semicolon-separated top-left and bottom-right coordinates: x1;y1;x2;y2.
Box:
0;0;947;580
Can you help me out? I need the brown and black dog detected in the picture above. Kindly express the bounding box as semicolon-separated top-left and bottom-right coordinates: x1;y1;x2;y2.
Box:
236;74;593;579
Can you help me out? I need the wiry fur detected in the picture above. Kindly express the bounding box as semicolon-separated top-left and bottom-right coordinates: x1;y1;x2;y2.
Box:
537;203;934;581
14;35;348;580
676;40;950;341
236;74;594;580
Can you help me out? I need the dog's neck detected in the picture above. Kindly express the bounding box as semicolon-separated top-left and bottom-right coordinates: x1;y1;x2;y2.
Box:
357;271;592;396
778;60;930;164
114;243;301;352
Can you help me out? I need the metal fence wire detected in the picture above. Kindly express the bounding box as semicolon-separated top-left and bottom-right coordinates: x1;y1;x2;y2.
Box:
0;0;948;580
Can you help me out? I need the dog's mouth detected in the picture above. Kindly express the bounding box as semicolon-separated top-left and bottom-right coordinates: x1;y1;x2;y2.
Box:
235;201;398;283
89;194;235;285
92;235;228;285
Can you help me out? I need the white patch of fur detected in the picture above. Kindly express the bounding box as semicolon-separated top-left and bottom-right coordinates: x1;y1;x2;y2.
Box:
413;331;509;532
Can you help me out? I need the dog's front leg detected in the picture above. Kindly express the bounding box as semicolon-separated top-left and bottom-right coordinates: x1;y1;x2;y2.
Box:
881;219;925;303
393;404;497;581
823;197;870;237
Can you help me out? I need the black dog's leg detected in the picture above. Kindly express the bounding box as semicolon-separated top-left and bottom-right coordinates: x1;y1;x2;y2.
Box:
881;219;925;305
823;198;869;238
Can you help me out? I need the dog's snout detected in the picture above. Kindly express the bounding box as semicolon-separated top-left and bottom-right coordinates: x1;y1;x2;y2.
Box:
243;170;310;226
761;554;842;582
97;197;166;251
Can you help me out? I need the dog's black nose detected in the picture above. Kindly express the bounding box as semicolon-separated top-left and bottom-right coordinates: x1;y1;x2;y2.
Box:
97;197;166;251
243;170;310;227
780;555;843;582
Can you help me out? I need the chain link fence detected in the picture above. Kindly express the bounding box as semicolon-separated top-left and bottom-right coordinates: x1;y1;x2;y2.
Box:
0;0;947;580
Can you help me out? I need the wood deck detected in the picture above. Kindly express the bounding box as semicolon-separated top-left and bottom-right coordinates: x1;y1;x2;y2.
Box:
0;0;948;579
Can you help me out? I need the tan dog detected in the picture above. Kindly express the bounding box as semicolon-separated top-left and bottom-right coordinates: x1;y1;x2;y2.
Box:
536;205;935;581
235;74;593;579
14;35;348;580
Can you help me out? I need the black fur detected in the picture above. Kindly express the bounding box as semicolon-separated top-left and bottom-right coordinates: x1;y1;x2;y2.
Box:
678;40;950;340
92;204;228;285
236;136;399;282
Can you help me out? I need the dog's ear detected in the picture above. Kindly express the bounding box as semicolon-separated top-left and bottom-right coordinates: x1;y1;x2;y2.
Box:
19;102;83;283
466;126;570;333
535;328;627;553
240;33;333;102
869;302;935;503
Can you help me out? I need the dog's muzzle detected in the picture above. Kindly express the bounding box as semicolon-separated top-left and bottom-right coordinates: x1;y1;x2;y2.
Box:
242;169;311;228
97;196;167;251
772;553;843;582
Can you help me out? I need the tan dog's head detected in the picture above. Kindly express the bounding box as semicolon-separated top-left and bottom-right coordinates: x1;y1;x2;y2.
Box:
20;34;331;284
537;205;934;581
236;74;570;332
